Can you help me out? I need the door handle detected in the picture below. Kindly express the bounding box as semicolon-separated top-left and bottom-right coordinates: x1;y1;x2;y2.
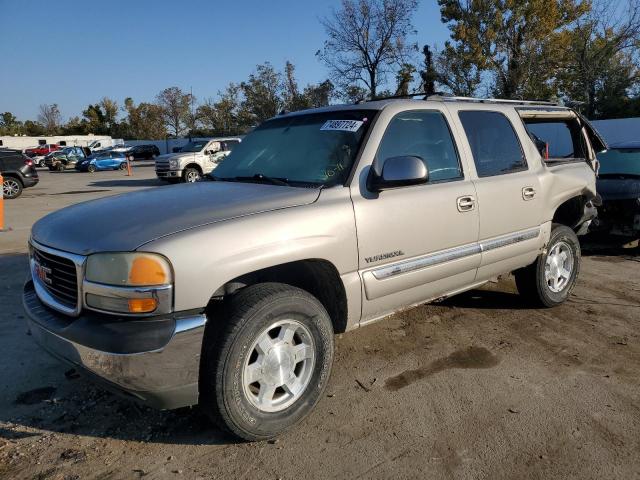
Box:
457;195;475;212
522;186;536;200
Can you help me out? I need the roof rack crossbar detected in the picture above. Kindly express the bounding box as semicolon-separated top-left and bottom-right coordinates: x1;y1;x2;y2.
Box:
426;95;558;106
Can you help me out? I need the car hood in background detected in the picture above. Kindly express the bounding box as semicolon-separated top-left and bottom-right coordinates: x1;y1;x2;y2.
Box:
597;177;640;201
31;182;321;255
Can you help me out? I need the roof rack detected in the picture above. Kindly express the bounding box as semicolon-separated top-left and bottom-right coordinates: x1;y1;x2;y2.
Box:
425;94;559;107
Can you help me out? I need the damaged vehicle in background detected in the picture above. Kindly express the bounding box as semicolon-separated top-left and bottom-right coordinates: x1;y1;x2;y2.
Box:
23;96;604;441
76;150;130;172
591;141;640;238
45;147;90;172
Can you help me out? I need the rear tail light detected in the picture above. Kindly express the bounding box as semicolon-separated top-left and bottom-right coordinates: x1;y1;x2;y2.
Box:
23;157;33;166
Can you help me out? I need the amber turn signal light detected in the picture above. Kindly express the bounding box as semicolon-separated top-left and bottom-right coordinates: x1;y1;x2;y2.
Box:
128;256;169;285
128;298;158;313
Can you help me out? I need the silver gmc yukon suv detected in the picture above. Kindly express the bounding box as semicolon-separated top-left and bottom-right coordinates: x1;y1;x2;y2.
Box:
23;96;606;440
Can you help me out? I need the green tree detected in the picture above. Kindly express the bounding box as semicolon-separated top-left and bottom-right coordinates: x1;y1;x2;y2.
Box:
197;84;250;136
123;97;167;139
0;112;23;135
434;43;481;96
395;63;416;96
557;0;640;118
318;0;419;99
438;0;590;99
282;62;334;111
240;63;283;125
156;87;194;137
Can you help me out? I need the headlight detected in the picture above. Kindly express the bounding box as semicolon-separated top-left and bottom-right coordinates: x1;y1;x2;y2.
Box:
169;159;179;169
84;253;173;315
86;252;172;286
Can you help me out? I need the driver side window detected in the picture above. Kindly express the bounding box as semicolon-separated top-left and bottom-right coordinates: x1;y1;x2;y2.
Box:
376;110;463;182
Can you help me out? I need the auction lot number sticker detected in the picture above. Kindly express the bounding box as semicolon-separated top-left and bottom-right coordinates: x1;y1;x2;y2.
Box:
320;120;364;132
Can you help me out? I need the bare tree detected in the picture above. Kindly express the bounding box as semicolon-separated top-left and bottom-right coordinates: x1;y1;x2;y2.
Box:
38;104;61;134
318;0;418;99
156;87;194;137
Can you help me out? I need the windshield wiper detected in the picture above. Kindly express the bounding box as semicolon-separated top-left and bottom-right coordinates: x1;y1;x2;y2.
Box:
225;174;291;186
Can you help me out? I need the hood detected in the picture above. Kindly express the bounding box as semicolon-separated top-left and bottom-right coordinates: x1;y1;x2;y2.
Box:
157;152;197;161
32;182;321;255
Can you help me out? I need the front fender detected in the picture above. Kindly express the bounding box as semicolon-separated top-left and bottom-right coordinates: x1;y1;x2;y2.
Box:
141;188;359;313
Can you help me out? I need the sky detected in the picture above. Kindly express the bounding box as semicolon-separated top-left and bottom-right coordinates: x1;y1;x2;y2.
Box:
0;0;451;121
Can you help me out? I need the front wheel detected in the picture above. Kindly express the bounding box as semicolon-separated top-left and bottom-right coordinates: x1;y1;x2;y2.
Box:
183;167;201;183
3;176;23;199
38;159;46;167
119;162;127;170
87;164;96;173
200;283;334;441
514;224;581;307
56;163;64;172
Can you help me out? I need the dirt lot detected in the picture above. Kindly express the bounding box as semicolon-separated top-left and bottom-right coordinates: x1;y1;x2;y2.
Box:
1;167;639;479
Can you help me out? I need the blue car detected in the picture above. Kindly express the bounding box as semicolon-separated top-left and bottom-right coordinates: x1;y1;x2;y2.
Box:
76;151;129;172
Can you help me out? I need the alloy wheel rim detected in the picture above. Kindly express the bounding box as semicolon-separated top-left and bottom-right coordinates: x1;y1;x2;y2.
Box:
242;319;315;413
3;179;19;197
544;241;573;293
186;171;200;182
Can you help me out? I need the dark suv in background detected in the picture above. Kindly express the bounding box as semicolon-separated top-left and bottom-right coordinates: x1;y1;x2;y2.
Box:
1;149;39;199
130;144;160;160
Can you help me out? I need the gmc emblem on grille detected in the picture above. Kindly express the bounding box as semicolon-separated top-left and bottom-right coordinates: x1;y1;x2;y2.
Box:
34;262;52;285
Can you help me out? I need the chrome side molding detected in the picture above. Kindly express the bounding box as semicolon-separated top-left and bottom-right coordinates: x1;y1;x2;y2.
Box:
370;227;541;280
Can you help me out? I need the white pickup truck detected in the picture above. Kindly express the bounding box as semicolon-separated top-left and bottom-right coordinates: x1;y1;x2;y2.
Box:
155;137;242;183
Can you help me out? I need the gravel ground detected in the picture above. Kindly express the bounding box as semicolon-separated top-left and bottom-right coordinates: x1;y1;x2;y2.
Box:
1;167;639;479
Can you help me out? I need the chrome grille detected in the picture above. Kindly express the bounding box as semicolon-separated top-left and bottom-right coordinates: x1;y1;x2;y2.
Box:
155;158;170;172
32;247;79;308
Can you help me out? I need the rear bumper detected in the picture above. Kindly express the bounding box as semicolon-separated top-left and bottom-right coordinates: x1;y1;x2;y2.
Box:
21;175;39;188
23;280;206;409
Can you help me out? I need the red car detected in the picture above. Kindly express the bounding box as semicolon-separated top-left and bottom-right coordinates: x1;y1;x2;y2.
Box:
25;144;61;157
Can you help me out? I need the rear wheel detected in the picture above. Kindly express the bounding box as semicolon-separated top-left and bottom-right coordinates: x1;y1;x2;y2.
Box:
3;176;23;199
183;167;201;183
200;283;334;441
119;162;127;170
38;159;46;167
56;163;64;172
514;224;581;307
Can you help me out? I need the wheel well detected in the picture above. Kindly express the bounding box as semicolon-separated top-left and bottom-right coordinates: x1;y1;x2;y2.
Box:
184;163;202;174
210;259;349;333
2;173;22;185
552;196;588;230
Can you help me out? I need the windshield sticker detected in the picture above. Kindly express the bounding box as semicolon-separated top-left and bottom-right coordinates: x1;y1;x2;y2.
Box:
320;120;364;132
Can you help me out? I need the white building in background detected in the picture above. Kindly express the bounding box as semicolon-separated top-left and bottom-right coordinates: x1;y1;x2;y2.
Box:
0;134;113;151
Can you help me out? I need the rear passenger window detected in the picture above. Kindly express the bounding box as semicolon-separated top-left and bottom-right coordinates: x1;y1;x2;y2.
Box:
377;110;462;182
459;111;527;177
524;120;586;160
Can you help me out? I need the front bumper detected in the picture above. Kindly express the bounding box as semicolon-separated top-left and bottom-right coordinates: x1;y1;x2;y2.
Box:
156;169;182;179
23;280;206;409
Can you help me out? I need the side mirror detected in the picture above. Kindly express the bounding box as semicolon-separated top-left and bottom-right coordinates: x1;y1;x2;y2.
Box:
368;155;429;191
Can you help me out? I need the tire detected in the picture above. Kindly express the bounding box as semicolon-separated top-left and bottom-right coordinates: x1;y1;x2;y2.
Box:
2;176;23;199
119;162;127;170
56;163;65;172
183;167;201;183
87;164;96;173
200;283;334;441
38;159;46;168
514;224;581;307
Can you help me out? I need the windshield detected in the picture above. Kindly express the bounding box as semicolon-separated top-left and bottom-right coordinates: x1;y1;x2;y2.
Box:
180;140;209;153
212;110;375;186
597;149;640;176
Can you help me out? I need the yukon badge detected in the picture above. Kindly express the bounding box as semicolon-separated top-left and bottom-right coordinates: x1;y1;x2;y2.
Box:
365;250;405;264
